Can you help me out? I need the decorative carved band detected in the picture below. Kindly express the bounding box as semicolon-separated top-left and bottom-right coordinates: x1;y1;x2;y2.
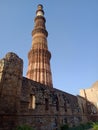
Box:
27;69;52;75
32;28;48;37
34;16;46;23
28;49;51;59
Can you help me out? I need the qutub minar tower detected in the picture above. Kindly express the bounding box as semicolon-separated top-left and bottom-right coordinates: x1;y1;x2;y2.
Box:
1;3;98;130
26;4;53;88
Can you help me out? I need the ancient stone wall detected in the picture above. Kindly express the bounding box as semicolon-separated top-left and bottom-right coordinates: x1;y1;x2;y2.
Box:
80;81;98;121
0;52;23;130
19;77;87;130
77;95;88;123
0;52;90;130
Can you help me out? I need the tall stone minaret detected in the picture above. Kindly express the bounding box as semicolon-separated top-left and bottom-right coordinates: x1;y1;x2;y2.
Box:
26;4;53;88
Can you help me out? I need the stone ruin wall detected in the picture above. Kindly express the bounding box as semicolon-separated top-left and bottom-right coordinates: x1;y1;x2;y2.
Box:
20;77;88;130
0;52;23;130
0;52;88;130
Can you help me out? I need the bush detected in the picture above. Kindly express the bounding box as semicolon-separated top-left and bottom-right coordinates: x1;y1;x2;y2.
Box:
92;122;98;130
15;125;34;130
85;122;93;129
60;124;69;130
67;122;93;130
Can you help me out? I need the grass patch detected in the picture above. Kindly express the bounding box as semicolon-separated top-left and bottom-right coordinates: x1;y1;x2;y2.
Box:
14;125;34;130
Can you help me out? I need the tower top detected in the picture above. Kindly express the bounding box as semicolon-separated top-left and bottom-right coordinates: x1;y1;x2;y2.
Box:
37;4;43;10
36;4;44;17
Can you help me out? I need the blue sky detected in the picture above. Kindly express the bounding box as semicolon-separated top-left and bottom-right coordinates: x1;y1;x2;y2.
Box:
0;0;98;95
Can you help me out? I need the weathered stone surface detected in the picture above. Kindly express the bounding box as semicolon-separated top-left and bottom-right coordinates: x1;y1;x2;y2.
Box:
0;52;23;130
18;77;88;130
80;81;98;121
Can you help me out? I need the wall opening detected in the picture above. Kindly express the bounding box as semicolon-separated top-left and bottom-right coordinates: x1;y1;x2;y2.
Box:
45;98;49;110
64;102;67;112
29;95;36;109
56;97;59;111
